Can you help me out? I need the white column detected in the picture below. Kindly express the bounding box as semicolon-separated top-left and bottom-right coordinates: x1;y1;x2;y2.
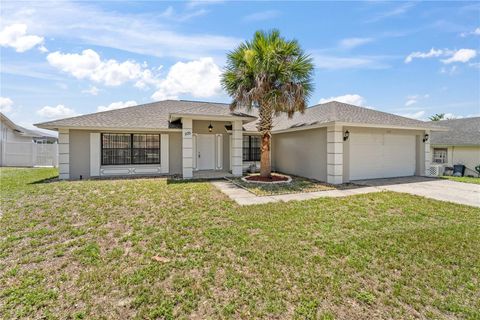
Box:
90;133;100;177
58;129;70;180
424;130;431;176
231;120;243;176
327;125;343;184
182;118;193;178
161;134;169;174
215;134;223;170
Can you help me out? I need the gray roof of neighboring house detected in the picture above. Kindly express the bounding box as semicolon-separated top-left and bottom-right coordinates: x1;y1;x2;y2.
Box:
35;100;255;130
429;117;480;146
35;99;443;132
1;112;57;139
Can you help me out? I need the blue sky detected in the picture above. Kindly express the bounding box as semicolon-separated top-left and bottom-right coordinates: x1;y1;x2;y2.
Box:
1;0;479;132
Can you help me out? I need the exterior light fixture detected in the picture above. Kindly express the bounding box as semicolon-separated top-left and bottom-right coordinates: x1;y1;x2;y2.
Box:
208;122;213;132
343;130;350;141
423;133;429;142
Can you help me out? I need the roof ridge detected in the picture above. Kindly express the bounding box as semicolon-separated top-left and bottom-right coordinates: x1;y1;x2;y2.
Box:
433;116;480;122
331;100;432;124
34;100;176;126
179;99;230;105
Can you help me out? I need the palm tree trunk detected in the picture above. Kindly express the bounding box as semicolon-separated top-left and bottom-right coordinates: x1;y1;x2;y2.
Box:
259;132;271;178
258;101;273;178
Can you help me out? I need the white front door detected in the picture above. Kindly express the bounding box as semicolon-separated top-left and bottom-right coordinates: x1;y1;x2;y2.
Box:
197;134;215;170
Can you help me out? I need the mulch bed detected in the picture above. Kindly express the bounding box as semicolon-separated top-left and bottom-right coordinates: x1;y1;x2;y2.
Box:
244;174;289;182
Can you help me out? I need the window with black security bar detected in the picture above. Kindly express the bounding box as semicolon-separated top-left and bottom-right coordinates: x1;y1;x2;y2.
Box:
101;133;160;165
242;135;261;161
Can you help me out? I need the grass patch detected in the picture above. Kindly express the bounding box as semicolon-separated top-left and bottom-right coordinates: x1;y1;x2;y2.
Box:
230;174;358;196
1;167;479;319
442;175;480;185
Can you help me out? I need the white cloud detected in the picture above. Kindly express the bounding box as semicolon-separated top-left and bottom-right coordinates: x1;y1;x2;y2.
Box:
0;23;44;52
97;100;137;112
405;48;444;63
243;10;280;22
397;110;426;120
313;54;389;70
405;94;429;106
0;97;14;113
152;57;222;100
440;65;457;75
405;48;477;65
159;6;208;22
1;1;239;60
319;94;366;106
82;86;100;96
441;49;477;64
405;99;417;106
460;27;480;37
367;2;416;22
47;49;159;87
186;0;224;8
37;105;77;119
339;37;373;49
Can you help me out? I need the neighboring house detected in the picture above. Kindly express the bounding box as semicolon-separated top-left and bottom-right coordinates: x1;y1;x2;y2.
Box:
430;117;480;176
35;100;445;183
1;113;58;167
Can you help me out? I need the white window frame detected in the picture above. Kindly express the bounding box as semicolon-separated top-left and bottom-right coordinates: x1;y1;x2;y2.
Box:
432;148;448;164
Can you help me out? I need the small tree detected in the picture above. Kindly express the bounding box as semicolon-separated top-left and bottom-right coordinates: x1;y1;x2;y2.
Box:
429;113;445;121
221;30;314;178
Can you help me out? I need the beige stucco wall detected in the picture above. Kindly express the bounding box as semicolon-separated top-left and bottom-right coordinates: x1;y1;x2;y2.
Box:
192;120;230;171
169;132;183;175
69;130;91;179
272;128;328;181
431;145;480;173
68;129;183;178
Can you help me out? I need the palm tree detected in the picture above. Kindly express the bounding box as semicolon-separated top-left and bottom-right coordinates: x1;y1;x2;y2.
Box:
429;113;445;121
221;30;314;178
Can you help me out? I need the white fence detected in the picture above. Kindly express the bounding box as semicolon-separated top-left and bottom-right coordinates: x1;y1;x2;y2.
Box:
0;142;58;167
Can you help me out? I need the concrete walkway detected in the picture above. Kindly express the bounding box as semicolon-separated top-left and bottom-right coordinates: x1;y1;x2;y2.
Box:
211;180;382;206
354;176;480;208
212;177;480;207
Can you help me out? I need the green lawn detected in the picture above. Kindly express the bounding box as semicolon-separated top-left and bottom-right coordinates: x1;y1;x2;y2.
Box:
1;168;479;319
442;175;480;185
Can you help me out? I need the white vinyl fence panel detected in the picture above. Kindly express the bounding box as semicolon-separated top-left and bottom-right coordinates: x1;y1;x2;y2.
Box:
1;142;58;167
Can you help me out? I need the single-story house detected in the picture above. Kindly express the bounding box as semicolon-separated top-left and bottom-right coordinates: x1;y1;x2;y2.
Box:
1;112;58;167
35;100;445;184
430;117;480;176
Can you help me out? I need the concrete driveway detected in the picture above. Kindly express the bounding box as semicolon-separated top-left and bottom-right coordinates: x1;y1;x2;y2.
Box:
354;176;480;208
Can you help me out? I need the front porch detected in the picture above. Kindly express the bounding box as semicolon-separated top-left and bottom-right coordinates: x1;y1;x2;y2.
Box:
180;117;247;179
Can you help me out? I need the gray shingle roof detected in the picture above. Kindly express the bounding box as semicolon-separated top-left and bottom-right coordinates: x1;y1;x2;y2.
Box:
430;117;480;146
35;100;255;130
35;99;443;132
245;101;443;131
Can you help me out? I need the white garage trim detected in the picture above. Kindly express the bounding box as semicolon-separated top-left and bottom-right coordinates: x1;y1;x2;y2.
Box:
58;129;70;180
327;125;343;184
90;133;100;177
349;131;416;180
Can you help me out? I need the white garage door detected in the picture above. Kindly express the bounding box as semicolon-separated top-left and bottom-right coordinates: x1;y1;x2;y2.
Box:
349;132;416;180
